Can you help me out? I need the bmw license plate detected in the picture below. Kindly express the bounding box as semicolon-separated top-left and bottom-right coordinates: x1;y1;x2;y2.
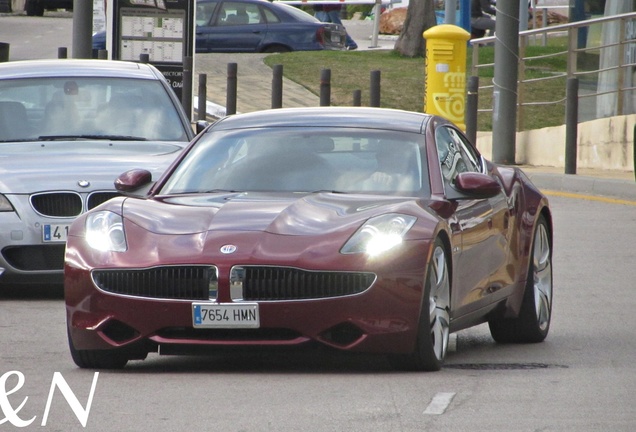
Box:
43;224;70;242
192;303;260;328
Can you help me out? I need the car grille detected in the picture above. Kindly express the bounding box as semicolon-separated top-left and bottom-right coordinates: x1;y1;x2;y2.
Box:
31;192;82;217
87;192;121;209
92;266;217;300
2;244;66;271
30;191;122;217
235;266;376;301
90;266;375;302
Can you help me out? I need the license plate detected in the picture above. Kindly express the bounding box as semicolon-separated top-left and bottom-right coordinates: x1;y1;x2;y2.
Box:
43;224;70;242
192;303;260;328
331;34;341;43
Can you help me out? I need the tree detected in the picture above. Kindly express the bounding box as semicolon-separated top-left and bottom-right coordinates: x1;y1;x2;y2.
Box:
394;0;437;57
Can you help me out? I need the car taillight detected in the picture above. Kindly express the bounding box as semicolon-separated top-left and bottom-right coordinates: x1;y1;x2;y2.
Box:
316;27;325;46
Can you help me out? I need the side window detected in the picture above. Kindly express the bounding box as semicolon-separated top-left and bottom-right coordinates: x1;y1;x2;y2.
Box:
447;128;482;173
262;7;280;23
435;126;481;185
218;2;253;26
196;2;216;26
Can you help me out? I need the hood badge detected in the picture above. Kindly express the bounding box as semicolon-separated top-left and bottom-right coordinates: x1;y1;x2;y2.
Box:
220;244;237;254
78;180;90;188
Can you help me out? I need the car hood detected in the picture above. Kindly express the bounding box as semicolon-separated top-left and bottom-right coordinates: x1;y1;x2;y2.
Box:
0;141;184;193
121;192;434;237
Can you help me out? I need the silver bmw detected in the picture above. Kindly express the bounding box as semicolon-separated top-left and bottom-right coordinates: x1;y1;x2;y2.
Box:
0;59;195;286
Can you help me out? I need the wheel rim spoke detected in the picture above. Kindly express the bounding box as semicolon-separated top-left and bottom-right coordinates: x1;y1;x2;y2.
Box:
533;224;552;330
429;246;450;360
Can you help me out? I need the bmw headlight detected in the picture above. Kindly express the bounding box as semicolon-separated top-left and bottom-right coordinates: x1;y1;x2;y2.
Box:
341;214;417;256
85;211;127;252
0;194;14;212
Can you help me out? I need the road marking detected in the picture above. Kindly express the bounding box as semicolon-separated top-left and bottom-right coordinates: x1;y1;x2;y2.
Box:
423;392;456;415
543;190;636;206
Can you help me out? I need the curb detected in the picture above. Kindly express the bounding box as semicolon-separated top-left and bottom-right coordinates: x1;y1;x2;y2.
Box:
526;172;636;201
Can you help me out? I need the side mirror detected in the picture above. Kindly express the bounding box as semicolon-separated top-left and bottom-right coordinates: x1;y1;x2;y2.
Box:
194;120;210;135
454;172;502;198
115;169;153;195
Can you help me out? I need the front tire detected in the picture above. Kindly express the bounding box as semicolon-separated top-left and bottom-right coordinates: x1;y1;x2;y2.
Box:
489;214;553;343
68;330;130;369
389;239;451;371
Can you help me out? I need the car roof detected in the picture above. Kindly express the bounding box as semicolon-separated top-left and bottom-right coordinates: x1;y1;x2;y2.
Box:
0;59;162;81
211;107;434;134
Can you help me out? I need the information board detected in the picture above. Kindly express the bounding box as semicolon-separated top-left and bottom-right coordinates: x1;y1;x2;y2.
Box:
110;0;194;101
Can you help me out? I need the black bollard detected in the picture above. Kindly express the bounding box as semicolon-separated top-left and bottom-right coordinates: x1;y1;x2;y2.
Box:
320;69;331;107
227;63;237;115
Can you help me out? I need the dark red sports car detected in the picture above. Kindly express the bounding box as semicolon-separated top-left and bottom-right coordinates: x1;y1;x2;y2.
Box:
65;107;553;371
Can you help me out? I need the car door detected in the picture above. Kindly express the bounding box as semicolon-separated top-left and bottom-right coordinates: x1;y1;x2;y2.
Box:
434;126;507;318
196;1;267;53
451;129;513;298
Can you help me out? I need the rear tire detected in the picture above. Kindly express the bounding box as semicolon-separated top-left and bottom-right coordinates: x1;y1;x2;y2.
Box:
389;239;450;371
262;45;291;53
489;214;552;343
25;0;44;16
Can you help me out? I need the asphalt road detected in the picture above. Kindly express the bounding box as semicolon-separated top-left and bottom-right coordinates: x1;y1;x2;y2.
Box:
2;13;636;432
2;195;636;431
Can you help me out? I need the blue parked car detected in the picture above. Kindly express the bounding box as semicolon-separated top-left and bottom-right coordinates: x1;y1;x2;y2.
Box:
93;0;346;54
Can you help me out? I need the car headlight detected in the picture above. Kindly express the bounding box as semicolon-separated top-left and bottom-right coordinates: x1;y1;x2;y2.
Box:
0;194;14;212
85;211;127;252
341;214;417;256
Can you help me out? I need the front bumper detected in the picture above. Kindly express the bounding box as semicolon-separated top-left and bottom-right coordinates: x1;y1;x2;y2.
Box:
66;253;430;356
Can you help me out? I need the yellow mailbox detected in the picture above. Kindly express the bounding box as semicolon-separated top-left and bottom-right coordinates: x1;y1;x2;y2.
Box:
423;24;471;130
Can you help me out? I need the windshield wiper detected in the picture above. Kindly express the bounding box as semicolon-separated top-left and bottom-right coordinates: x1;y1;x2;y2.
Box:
203;189;242;194
38;134;147;141
309;190;347;194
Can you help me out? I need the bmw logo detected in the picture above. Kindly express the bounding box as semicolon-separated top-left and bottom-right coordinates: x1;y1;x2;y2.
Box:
78;180;90;188
220;244;237;254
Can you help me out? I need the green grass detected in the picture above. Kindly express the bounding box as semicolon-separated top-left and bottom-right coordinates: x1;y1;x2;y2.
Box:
264;50;426;112
263;42;596;132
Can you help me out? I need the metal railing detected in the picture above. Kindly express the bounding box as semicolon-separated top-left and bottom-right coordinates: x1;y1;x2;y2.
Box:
470;11;636;131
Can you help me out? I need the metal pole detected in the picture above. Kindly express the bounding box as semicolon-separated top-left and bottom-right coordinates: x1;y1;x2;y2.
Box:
492;0;520;165
71;0;93;59
564;77;578;175
227;63;238;115
198;74;207;121
320;69;331;106
519;0;528;32
182;56;193;121
370;0;381;48
465;76;479;147
370;70;381;107
445;0;457;25
272;64;283;109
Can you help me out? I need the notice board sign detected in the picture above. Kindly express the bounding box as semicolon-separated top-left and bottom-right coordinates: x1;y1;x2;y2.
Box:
110;0;194;101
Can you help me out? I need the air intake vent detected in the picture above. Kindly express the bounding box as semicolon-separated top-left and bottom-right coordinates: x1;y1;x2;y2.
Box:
232;266;375;301
92;266;217;300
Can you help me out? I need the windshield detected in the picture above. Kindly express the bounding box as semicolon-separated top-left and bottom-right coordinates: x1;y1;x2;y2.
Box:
160;127;429;196
0;77;189;142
